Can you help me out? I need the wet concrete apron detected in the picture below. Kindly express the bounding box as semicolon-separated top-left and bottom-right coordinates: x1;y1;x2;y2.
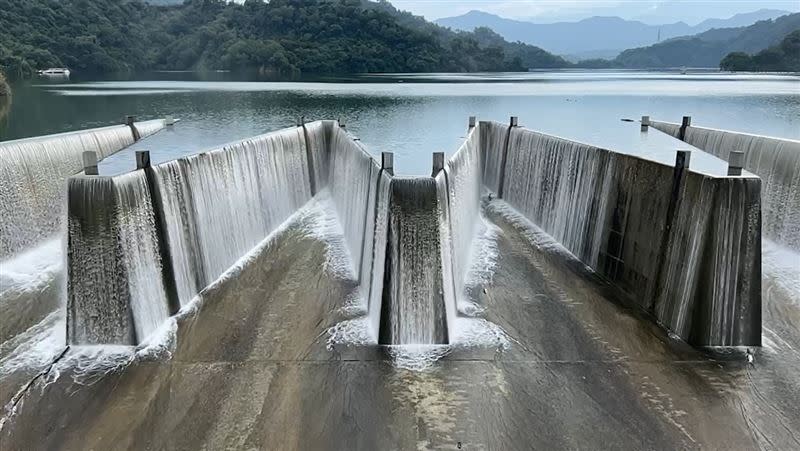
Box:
2;206;799;450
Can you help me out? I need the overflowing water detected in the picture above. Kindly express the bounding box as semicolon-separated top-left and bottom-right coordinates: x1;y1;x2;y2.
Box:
67;171;170;344
327;125;379;286
380;178;449;345
652;121;800;252
482;121;761;346
366;172;392;339
113;171;171;341
0;125;134;260
440;126;483;297
152;127;313;305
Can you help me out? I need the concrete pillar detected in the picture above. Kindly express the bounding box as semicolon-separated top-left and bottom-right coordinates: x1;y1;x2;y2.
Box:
135;150;151;170
510;116;519;127
728;151;745;176
298;117;316;196
641;115;650;132
125;115;141;141
679;116;692;140
381;152;394;176
469;116;477;129
338;117;346;128
82;151;98;175
675;150;691;170
432;152;445;177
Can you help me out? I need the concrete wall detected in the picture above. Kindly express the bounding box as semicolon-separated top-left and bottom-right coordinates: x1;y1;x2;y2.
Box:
66;121;391;345
482;121;761;346
1;119;167;347
0;119;166;260
651;119;800;251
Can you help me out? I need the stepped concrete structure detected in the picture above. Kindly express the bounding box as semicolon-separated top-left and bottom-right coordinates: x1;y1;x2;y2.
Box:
1;118;798;450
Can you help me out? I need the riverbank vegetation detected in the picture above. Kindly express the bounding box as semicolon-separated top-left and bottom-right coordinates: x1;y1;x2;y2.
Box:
0;0;570;78
720;30;800;72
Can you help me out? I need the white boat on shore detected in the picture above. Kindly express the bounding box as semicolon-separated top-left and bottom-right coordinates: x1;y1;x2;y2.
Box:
37;68;71;77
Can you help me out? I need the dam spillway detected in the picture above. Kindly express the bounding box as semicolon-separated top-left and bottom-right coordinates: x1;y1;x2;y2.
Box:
60;118;762;348
649;117;800;252
0;118;170;346
379;178;449;345
2;116;799;450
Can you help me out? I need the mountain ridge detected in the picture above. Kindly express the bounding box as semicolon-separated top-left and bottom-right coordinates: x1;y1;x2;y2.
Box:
436;9;793;58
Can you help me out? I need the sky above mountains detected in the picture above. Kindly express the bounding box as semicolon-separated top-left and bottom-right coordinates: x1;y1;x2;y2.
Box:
390;0;800;24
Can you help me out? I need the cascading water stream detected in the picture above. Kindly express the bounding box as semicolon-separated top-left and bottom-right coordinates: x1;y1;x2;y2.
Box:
379;178;449;345
0;125;135;260
651;121;800;252
152;127;313;305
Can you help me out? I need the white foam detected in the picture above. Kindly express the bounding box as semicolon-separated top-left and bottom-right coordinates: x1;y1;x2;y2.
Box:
385;345;452;372
762;240;800;303
0;239;63;298
0;312;65;377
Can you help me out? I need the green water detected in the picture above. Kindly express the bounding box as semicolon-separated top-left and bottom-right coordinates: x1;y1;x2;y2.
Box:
2;71;798;175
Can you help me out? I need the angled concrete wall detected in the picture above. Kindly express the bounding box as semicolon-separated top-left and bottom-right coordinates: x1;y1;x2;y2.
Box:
64;119;763;348
1;119;168;347
66;121;392;345
0;119;166;260
651;119;800;252
482;121;761;346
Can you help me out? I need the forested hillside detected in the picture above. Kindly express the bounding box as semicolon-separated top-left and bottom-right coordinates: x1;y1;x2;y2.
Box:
720;30;800;71
0;0;570;78
612;13;800;68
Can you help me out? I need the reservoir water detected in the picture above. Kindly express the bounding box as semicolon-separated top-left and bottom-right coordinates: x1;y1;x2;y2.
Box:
3;71;800;449
2;71;798;175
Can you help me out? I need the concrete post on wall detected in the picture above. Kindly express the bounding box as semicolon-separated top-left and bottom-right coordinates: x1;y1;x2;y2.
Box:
135;150;181;315
679;116;692;140
298;116;317;196
125;115;141;141
728;151;745;176
667;150;692;233
432;152;445;177
382;152;394;176
641;115;650;132
135;150;151;170
83;151;99;175
469;116;477;129
497;116;519;199
338;117;346;129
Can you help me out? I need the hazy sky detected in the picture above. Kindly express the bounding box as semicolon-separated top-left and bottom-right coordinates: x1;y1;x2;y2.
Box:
389;0;800;24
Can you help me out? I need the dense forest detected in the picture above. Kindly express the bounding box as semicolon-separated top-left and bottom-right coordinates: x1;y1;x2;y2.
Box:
720;30;800;71
0;0;570;78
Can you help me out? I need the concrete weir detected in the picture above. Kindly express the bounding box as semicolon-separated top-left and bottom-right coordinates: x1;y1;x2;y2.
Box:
0;118;170;347
483;119;761;346
2;117;795;450
379;178;449;345
63;118;762;348
650;117;800;252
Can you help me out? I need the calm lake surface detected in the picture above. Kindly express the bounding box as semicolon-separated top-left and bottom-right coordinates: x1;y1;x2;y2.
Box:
2;71;798;175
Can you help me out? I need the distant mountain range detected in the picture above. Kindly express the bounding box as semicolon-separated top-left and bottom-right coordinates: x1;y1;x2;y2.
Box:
614;13;800;68
435;9;792;60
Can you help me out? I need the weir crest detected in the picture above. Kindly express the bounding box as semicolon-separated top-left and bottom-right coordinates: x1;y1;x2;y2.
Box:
62;118;765;352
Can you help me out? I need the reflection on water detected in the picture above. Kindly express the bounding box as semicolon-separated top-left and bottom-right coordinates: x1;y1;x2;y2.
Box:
0;95;10;122
1;71;798;175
